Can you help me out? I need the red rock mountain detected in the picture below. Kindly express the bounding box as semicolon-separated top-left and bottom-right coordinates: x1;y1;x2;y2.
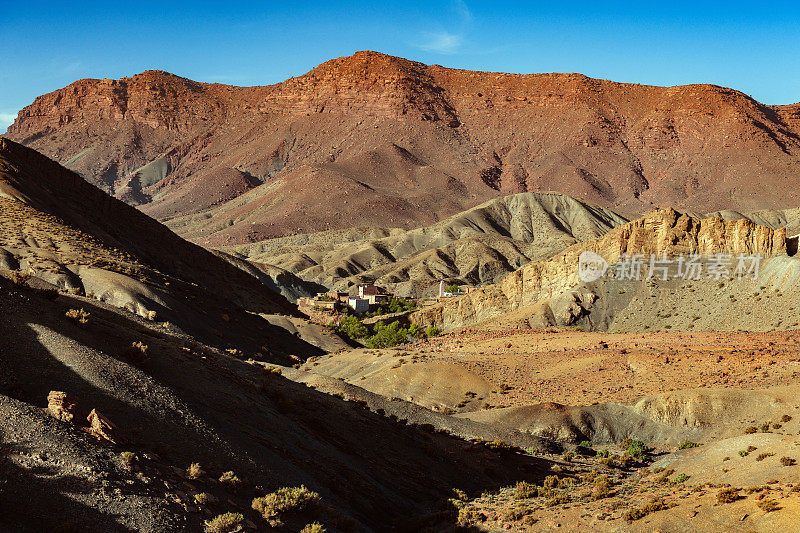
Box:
6;51;800;246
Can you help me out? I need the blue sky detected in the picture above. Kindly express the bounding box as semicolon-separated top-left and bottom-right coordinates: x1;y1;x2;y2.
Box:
2;1;800;133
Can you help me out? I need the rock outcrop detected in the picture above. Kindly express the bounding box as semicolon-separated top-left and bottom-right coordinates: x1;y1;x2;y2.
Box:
47;391;78;422
412;209;787;330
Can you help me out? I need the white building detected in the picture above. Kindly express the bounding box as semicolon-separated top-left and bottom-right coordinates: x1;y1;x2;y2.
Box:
348;297;370;314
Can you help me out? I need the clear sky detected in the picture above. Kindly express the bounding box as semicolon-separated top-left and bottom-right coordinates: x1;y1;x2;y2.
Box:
2;1;800;133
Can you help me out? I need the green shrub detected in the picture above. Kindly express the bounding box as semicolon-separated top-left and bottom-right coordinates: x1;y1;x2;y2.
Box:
252;485;321;519
425;325;441;338
627;439;647;459
677;440;699;450
194;492;211;505
120;451;136;463
205;512;243;533
300;523;326;533
578;440;592;448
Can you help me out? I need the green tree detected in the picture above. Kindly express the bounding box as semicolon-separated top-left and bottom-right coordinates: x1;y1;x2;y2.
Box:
364;320;416;348
336;315;368;340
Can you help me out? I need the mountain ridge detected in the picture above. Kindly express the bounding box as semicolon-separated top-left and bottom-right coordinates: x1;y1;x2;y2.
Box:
6;51;800;245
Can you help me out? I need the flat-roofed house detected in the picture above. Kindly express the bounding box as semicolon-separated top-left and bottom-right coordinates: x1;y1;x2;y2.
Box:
348;297;370;314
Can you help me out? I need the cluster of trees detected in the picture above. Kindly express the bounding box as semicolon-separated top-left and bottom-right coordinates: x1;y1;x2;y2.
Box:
363;296;417;317
336;316;440;348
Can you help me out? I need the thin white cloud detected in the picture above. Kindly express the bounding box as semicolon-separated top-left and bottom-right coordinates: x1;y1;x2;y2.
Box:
62;61;82;74
0;113;16;134
414;0;473;54
419;31;464;54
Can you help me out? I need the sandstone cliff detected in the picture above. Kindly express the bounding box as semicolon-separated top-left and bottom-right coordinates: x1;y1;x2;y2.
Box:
412;208;787;330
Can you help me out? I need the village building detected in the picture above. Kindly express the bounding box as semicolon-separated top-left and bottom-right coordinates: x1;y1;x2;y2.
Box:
348;297;370;314
357;284;387;305
326;291;349;302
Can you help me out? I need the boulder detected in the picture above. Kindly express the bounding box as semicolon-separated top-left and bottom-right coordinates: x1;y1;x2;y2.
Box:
47;391;78;422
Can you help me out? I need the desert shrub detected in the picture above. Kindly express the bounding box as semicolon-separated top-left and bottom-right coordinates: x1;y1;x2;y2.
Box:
744;426;758;434
545;492;571;506
593;475;611;499
756;452;774;461
194;493;211;505
514;480;536;499
122;341;149;364
781;414;793;423
65;308;90;325
120;451;136;463
627;439;647;459
543;475;560;489
425;325;441;338
757;499;779;512
562;451;575;462
300;523;326;533
205;512;243;533
780;456;796;466
218;471;242;490
655;469;675;483
678;440;699;450
673;473;689;483
717;487;741;503
8;271;31;285
624;499;671;521
791;485;800;493
252;485;321;519
483;440;523;453
187;462;205;479
739;450;749;457
456;507;483;526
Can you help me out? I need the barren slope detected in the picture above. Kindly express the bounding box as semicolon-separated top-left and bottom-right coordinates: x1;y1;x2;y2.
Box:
222;192;628;297
0;138;327;358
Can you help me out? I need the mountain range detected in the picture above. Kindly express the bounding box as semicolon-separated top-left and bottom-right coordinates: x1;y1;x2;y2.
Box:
6;51;800;249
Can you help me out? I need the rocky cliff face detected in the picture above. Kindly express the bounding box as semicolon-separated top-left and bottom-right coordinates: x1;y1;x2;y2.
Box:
6;51;800;245
412;208;787;330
